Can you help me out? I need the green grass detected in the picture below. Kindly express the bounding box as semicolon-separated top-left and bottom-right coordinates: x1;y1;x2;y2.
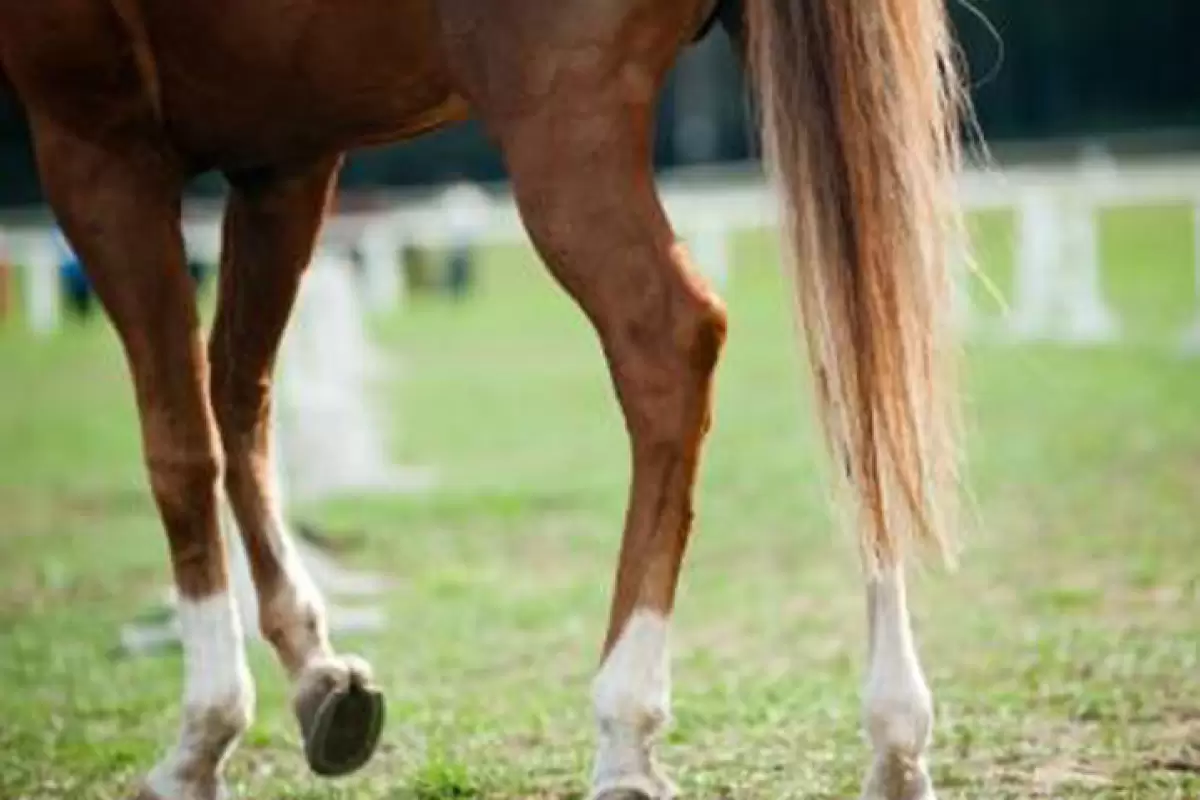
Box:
1;206;1199;799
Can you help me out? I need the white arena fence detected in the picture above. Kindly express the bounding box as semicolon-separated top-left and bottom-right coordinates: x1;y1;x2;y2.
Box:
2;153;1200;349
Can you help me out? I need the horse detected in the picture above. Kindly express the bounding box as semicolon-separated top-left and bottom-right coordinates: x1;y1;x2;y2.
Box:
0;1;966;798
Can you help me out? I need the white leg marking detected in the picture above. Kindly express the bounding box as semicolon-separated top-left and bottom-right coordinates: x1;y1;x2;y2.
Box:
862;568;935;800
224;464;333;676
227;463;375;741
146;591;254;800
590;609;676;799
256;511;333;672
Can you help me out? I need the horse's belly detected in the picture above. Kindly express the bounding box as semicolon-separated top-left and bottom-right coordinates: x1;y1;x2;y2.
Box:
145;0;468;168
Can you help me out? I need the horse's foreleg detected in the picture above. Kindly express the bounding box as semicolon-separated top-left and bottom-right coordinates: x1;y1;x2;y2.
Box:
32;121;252;800
209;156;385;779
503;107;726;800
861;568;936;800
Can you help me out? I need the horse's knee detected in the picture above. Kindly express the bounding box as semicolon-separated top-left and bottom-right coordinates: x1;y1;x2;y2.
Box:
209;368;267;448
146;447;222;530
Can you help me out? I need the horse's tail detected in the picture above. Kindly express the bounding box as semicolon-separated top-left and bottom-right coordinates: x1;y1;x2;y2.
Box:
746;0;966;569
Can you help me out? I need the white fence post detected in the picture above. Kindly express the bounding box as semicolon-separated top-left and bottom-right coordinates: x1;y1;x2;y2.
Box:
1181;200;1200;353
684;218;730;291
1060;149;1120;343
183;220;223;268
356;222;404;314
1008;186;1060;340
23;237;60;336
1008;181;1119;344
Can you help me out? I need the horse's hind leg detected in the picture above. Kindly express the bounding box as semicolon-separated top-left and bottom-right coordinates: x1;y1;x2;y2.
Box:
500;99;726;798
861;568;935;800
30;121;252;800
209;156;384;778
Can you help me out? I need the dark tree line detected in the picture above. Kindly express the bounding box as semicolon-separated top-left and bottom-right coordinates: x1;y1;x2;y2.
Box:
953;0;1200;141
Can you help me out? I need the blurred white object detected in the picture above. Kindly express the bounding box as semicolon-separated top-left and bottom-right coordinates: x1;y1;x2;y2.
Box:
277;252;435;502
683;220;730;290
17;235;60;336
1180;318;1200;353
439;180;491;247
184;221;223;267
1007;154;1120;344
1181;202;1200;355
1061;146;1121;343
1008;186;1059;339
356;223;405;313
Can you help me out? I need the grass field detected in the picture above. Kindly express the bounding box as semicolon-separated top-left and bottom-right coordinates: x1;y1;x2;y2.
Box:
1;206;1199;799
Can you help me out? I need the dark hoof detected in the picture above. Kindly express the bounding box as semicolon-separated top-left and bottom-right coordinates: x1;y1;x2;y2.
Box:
297;677;385;777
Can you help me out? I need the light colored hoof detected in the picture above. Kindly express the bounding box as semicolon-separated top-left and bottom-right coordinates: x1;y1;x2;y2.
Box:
589;772;677;800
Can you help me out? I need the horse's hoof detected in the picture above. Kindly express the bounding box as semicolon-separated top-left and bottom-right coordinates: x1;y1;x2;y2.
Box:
861;754;936;800
589;773;675;800
132;782;231;800
294;656;385;777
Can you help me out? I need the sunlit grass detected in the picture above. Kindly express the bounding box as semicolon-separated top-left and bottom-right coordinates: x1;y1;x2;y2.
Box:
0;207;1197;798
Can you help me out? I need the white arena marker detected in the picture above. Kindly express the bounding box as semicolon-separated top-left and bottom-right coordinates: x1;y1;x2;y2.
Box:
277;252;435;503
23;237;60;336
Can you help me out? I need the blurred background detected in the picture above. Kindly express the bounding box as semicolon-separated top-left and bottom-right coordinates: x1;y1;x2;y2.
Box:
1;3;1199;799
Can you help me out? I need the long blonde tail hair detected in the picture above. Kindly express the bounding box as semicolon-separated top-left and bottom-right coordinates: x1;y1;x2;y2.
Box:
746;0;966;569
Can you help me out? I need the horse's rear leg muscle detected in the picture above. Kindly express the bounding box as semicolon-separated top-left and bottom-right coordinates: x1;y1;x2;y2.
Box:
503;107;726;799
31;121;251;800
209;157;384;778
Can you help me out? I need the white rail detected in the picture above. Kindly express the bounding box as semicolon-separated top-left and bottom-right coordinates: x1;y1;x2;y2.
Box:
3;153;1200;345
